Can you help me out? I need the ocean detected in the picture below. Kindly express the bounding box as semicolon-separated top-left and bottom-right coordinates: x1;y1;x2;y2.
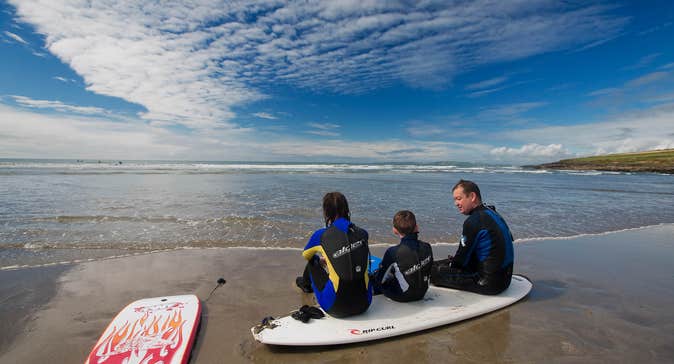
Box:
1;159;673;269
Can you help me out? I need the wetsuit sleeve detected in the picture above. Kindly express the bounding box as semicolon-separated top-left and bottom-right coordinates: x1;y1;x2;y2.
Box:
452;217;479;268
302;228;325;260
374;247;396;283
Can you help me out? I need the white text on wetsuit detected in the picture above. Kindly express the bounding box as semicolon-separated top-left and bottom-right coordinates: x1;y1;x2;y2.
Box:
403;256;432;276
332;240;363;259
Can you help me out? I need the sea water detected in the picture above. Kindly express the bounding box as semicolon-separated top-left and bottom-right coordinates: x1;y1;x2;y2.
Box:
1;159;673;268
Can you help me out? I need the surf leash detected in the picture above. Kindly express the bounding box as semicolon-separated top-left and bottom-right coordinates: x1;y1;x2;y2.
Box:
204;277;226;302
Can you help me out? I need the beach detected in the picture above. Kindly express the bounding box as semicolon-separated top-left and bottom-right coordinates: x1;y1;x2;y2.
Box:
2;224;673;363
3;1;674;362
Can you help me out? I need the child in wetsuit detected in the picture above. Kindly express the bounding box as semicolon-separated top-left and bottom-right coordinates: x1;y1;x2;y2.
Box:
372;210;433;302
296;192;372;318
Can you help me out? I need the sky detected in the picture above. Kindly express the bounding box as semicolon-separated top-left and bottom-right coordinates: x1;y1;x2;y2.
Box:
1;0;673;164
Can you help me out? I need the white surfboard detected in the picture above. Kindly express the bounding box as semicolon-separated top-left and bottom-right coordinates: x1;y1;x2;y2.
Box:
252;275;531;346
85;294;201;364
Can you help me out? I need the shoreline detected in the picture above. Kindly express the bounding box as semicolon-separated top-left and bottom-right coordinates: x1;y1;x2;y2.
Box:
3;222;673;272
530;164;674;174
2;224;674;362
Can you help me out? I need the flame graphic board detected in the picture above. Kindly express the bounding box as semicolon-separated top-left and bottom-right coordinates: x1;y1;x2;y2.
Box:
85;295;201;364
252;275;531;346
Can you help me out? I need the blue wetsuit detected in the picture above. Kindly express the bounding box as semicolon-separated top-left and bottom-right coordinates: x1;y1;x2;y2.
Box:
431;204;514;295
302;218;372;317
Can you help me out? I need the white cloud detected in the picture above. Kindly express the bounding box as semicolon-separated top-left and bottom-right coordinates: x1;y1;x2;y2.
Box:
587;88;621;97
466;77;537;98
305;122;340;137
496;104;674;157
10;95;110;115
587;70;674;108
637;21;673;36
403;102;548;141
0;104;186;159
626;71;670;87
253;112;277;120
3;98;671;164
264;139;492;162
621;53;661;71
474;102;548;123
487;105;674;163
490;143;571;161
3;30;27;44
466;86;508;98
406;124;447;138
53;76;76;83
0;102;495;162
306;122;340;130
9;0;629;130
305;130;340;137
465;76;509;91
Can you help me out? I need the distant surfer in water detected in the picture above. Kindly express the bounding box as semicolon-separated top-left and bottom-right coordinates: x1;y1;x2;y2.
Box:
296;192;373;317
371;210;433;302
431;180;514;295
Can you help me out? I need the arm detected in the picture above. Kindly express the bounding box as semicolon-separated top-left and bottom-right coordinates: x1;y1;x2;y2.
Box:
374;247;396;283
451;218;479;268
302;229;324;261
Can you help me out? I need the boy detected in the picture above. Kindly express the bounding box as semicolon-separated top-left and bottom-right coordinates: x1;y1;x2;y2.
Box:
372;210;433;302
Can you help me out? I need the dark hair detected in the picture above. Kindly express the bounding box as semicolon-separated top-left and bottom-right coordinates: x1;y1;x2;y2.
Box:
323;192;350;226
452;179;482;201
393;210;417;235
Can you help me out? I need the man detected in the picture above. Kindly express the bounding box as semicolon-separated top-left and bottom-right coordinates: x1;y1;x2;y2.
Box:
431;179;514;295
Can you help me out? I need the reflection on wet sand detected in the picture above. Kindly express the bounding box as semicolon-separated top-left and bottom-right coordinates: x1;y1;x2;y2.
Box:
2;224;674;363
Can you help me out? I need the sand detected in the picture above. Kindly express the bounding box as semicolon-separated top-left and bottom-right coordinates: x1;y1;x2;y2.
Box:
1;224;674;363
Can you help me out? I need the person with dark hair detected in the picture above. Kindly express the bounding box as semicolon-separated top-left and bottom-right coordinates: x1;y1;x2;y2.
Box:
371;210;433;302
295;192;372;318
431;179;514;295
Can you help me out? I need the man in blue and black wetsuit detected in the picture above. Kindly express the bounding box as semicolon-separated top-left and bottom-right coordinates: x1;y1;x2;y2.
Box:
431;180;514;295
372;210;433;302
296;192;372;318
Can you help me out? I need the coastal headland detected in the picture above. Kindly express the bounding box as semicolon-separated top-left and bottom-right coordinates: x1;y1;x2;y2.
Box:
1;224;673;363
530;149;674;174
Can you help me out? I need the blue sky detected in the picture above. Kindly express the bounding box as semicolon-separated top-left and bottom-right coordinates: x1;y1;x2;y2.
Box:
1;1;673;163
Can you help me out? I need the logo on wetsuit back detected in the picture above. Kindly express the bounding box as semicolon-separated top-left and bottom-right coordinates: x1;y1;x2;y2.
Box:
349;325;395;335
460;235;467;247
332;240;364;259
403;256;432;276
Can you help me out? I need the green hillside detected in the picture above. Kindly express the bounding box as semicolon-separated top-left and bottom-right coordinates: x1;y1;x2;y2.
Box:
533;149;674;174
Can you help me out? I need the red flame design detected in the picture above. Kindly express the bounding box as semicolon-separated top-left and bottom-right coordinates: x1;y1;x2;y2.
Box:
88;304;187;364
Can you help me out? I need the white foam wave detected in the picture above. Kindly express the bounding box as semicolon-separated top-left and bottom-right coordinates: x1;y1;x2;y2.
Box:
0;160;537;174
515;223;674;243
2;160;646;176
4;223;672;271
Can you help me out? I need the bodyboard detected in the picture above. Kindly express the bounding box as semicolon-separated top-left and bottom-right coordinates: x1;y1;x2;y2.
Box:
85;294;201;364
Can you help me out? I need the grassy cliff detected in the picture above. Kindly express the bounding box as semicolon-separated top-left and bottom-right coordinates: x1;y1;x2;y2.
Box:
532;149;674;174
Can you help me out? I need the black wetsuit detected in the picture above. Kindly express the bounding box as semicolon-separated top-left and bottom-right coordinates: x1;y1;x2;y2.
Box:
373;233;433;302
302;218;372;317
431;204;514;295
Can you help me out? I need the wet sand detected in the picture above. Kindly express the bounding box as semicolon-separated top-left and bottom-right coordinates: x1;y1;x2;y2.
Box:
1;224;674;363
